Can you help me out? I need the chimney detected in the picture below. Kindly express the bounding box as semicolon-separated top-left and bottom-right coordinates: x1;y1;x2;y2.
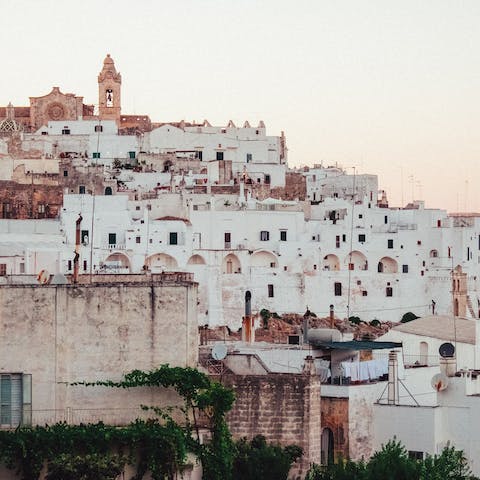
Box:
387;351;399;405
329;304;335;329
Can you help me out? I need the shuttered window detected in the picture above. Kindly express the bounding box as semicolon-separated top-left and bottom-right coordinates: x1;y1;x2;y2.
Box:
0;374;31;427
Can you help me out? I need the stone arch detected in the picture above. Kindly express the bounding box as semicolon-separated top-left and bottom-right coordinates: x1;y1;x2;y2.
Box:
323;254;340;271
222;253;241;274
103;252;131;272
377;256;398;273
187;254;206;265
345;251;368;271
145;253;178;272
104;186;113;195
250;250;278;268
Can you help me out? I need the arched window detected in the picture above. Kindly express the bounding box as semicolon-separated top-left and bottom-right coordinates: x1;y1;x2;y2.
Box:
104;186;112;195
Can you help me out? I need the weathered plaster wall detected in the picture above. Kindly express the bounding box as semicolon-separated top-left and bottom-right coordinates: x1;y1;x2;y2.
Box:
321;397;349;460
0;280;198;424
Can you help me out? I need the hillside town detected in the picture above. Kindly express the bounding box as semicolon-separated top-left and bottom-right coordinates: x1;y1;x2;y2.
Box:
1;55;480;479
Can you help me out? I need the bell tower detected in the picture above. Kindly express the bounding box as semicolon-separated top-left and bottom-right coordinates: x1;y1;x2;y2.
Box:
98;54;121;124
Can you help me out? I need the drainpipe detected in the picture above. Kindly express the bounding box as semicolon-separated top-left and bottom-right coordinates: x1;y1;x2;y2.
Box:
242;291;254;343
73;213;83;284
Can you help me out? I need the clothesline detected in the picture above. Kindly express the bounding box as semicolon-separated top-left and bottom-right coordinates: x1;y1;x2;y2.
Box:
341;358;389;382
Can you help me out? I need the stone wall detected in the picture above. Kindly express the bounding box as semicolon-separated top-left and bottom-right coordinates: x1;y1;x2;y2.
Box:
223;369;321;479
0;181;62;219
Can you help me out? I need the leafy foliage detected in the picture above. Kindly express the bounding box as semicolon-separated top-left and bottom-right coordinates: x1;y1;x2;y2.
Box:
0;365;236;480
232;435;302;480
305;440;479;480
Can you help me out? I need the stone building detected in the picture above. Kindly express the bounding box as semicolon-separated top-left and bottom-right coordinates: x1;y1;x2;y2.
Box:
0;273;198;429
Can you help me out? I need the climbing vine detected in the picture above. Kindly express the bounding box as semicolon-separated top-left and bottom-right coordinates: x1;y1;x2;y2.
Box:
0;365;235;480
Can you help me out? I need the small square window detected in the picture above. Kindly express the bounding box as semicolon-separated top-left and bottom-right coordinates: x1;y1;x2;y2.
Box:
216;151;224;161
79;186;86;194
136;236;141;244
386;287;393;297
402;265;409;273
94;125;103;133
358;234;366;243
362;290;368;296
260;231;270;241
63;170;68;177
92;152;101;159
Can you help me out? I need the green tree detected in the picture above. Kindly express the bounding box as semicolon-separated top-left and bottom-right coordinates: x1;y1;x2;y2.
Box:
232;435;302;480
420;444;478;480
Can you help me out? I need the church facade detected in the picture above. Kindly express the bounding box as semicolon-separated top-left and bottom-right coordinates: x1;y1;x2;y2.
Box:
0;54;151;134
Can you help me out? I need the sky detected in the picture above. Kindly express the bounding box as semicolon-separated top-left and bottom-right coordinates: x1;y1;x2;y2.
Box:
1;0;479;212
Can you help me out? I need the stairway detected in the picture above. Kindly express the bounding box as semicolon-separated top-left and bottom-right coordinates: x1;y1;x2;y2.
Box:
466;295;476;318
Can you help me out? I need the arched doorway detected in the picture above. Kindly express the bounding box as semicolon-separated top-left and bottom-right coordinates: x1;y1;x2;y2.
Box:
321;427;334;465
104;186;113;195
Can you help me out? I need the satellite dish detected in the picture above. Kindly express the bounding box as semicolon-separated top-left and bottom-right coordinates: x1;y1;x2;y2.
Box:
212;343;227;360
37;269;50;284
431;373;449;392
439;342;455;358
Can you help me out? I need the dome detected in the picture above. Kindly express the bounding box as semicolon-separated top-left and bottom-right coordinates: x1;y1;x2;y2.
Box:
0;118;21;134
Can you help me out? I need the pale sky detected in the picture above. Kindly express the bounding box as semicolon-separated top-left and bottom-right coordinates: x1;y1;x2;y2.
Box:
1;0;479;212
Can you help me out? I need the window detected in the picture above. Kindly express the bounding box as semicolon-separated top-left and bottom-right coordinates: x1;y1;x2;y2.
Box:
108;233;116;245
342;234;346;242
92;152;101;159
196;151;203;160
358;214;363;219
246;153;252;163
268;284;274;297
260;231;270;241
334;282;342;296
61;129;70;135
386;287;393;297
83;260;87;272
384;215;388;224
280;230;287;241
38;204;45;214
19;263;25;274
135;206;140;211
128;151;136;159
387;239;393;249
362;290;368;296
169;232;178;245
81;230;89;244
146;204;151;210
335;235;340;248
358;234;366;243
265;174;271;184
79;186;86;194
68;260;72;271
136;236;141;244
224;232;231;249
104;186;113;195
0;264;6;276
0;373;31;427
63;170;68;177
408;451;424;461
94;125;103;133
402;264;409;273
216;151;224;161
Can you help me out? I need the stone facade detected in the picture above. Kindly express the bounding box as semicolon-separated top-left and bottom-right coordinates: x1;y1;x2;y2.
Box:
98;54;122;125
0;181;62;219
223;368;321;478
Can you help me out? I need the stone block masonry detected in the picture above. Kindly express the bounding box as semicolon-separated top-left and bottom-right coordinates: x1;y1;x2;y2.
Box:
223;371;321;478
